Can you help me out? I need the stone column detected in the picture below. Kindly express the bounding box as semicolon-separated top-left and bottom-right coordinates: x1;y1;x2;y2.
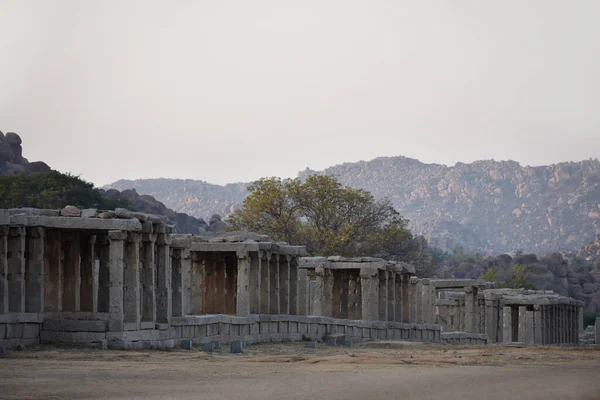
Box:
331;270;341;318
190;252;205;315
409;276;419;323
394;274;402;322
289;256;298;315
236;252;250;317
387;272;395;322
141;234;157;322
123;233;141;326
269;254;280;314
401;275;410;323
525;310;534;345
279;255;290;314
415;279;423;324
80;235;96;313
259;252;270;314
26;227;45;313
97;236;110;313
360;267;379;321
8;227;26;312
170;247;188;317
533;305;543;345
313;266;325;316
0;227;8;314
594;317;600;346
348;271;357;320
518;306;527;343
378;270;388;321
248;251;261;314
578;305;584;335
224;254;236;314
421;279;433;325
464;286;478;333
502;306;512;343
297;267;308;316
156;234;172;324
484;296;497;343
108;230;126;332
180;248;191;316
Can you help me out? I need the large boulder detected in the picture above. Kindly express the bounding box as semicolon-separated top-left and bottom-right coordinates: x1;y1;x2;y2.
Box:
5;132;22;145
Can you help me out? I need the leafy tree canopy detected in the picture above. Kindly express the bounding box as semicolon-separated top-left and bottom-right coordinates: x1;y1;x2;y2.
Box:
0;171;131;210
228;175;430;272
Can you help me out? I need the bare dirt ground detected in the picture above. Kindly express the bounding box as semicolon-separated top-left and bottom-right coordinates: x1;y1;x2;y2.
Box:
1;342;599;400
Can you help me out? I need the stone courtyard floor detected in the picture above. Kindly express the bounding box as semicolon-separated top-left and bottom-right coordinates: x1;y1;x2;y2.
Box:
1;341;599;399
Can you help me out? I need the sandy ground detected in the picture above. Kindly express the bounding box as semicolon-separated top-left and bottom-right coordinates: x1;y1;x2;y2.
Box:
1;342;600;400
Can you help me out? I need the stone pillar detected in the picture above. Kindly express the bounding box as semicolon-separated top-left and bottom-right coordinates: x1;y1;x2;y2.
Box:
378;270;388;321
331;270;341;318
190;252;205;315
289;256;298;315
313;266;325;316
360;267;379;321
259;252;270;314
409;276;419;323
180;248;191;316
464;286;478;333
170;247;188;317
26;227;45;313
80;235;96;313
62;233;82;312
484;296;496;343
525;310;534;346
108;230;126;332
415;279;423;323
401;275;410;323
578;305;584;335
8;227;26;312
236;253;250;317
518;306;527;343
97;236;110;313
594;317;600;345
141;234;157;322
269;254;280;314
502;306;512;343
533;305;542;345
387;272;395;322
156;234;172;324
123;233;141;326
279;255;290;314
248;251;260;314
348;271;357;320
297;267;308;316
0;227;8;314
224;254;237;314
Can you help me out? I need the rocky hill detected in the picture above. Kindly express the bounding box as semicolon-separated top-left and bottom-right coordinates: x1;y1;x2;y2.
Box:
0;131;51;174
106;156;600;255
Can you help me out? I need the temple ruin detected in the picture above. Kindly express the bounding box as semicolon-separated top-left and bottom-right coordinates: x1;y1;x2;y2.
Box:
0;207;588;350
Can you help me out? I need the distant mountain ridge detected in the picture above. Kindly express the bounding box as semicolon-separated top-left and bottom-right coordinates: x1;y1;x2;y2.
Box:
105;156;600;254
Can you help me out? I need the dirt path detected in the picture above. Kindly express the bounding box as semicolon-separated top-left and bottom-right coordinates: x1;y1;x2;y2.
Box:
1;342;599;400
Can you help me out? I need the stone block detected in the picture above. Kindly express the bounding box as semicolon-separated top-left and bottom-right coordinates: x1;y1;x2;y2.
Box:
202;342;217;353
211;340;220;350
307;340;317;349
343;339;353;347
22;324;40;339
180;340;193;350
231;340;244;353
326;333;346;347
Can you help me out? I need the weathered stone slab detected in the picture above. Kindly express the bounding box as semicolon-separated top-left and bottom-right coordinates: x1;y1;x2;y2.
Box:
9;215;142;231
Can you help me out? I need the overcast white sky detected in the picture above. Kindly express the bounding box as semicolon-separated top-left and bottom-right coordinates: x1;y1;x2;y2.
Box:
1;1;598;186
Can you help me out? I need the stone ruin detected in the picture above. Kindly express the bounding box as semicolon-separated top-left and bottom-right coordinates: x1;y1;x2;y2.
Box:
0;207;588;350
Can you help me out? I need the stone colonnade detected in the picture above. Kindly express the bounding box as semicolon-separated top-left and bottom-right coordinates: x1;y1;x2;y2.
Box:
297;257;416;322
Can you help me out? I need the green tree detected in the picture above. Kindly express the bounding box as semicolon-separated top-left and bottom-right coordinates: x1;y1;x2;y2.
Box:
228;175;427;270
0;171;132;210
480;264;535;289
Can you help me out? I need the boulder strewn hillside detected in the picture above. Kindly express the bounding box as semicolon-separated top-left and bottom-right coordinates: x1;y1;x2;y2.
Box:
106;156;600;254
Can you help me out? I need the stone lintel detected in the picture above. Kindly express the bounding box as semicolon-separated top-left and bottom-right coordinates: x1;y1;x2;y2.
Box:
190;242;260;253
108;230;128;241
9;215;142;231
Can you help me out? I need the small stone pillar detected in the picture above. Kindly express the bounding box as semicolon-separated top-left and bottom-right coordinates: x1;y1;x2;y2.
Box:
259;252;270;314
484;293;497;343
108;230;126;332
25;227;45;313
156;233;172;324
123;233;141;326
248;251;261;314
297;267;308;316
8;227;26;313
170;247;188;317
578;305;584;334
464;286;478;333
533;305;543;345
289;256;298;315
409;276;419;323
269;254;280;314
502;306;512;343
189;252;205;315
236;252;251;317
80;235;96;313
141;233;157;322
279;255;290;314
0;227;8;314
377;270;388;321
594;317;600;345
525;310;534;345
387;272;395;322
401;275;410;323
360;267;379;321
313;265;325;316
518;306;527;343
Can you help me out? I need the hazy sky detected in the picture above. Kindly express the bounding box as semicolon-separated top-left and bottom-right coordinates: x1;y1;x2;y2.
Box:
1;1;599;186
